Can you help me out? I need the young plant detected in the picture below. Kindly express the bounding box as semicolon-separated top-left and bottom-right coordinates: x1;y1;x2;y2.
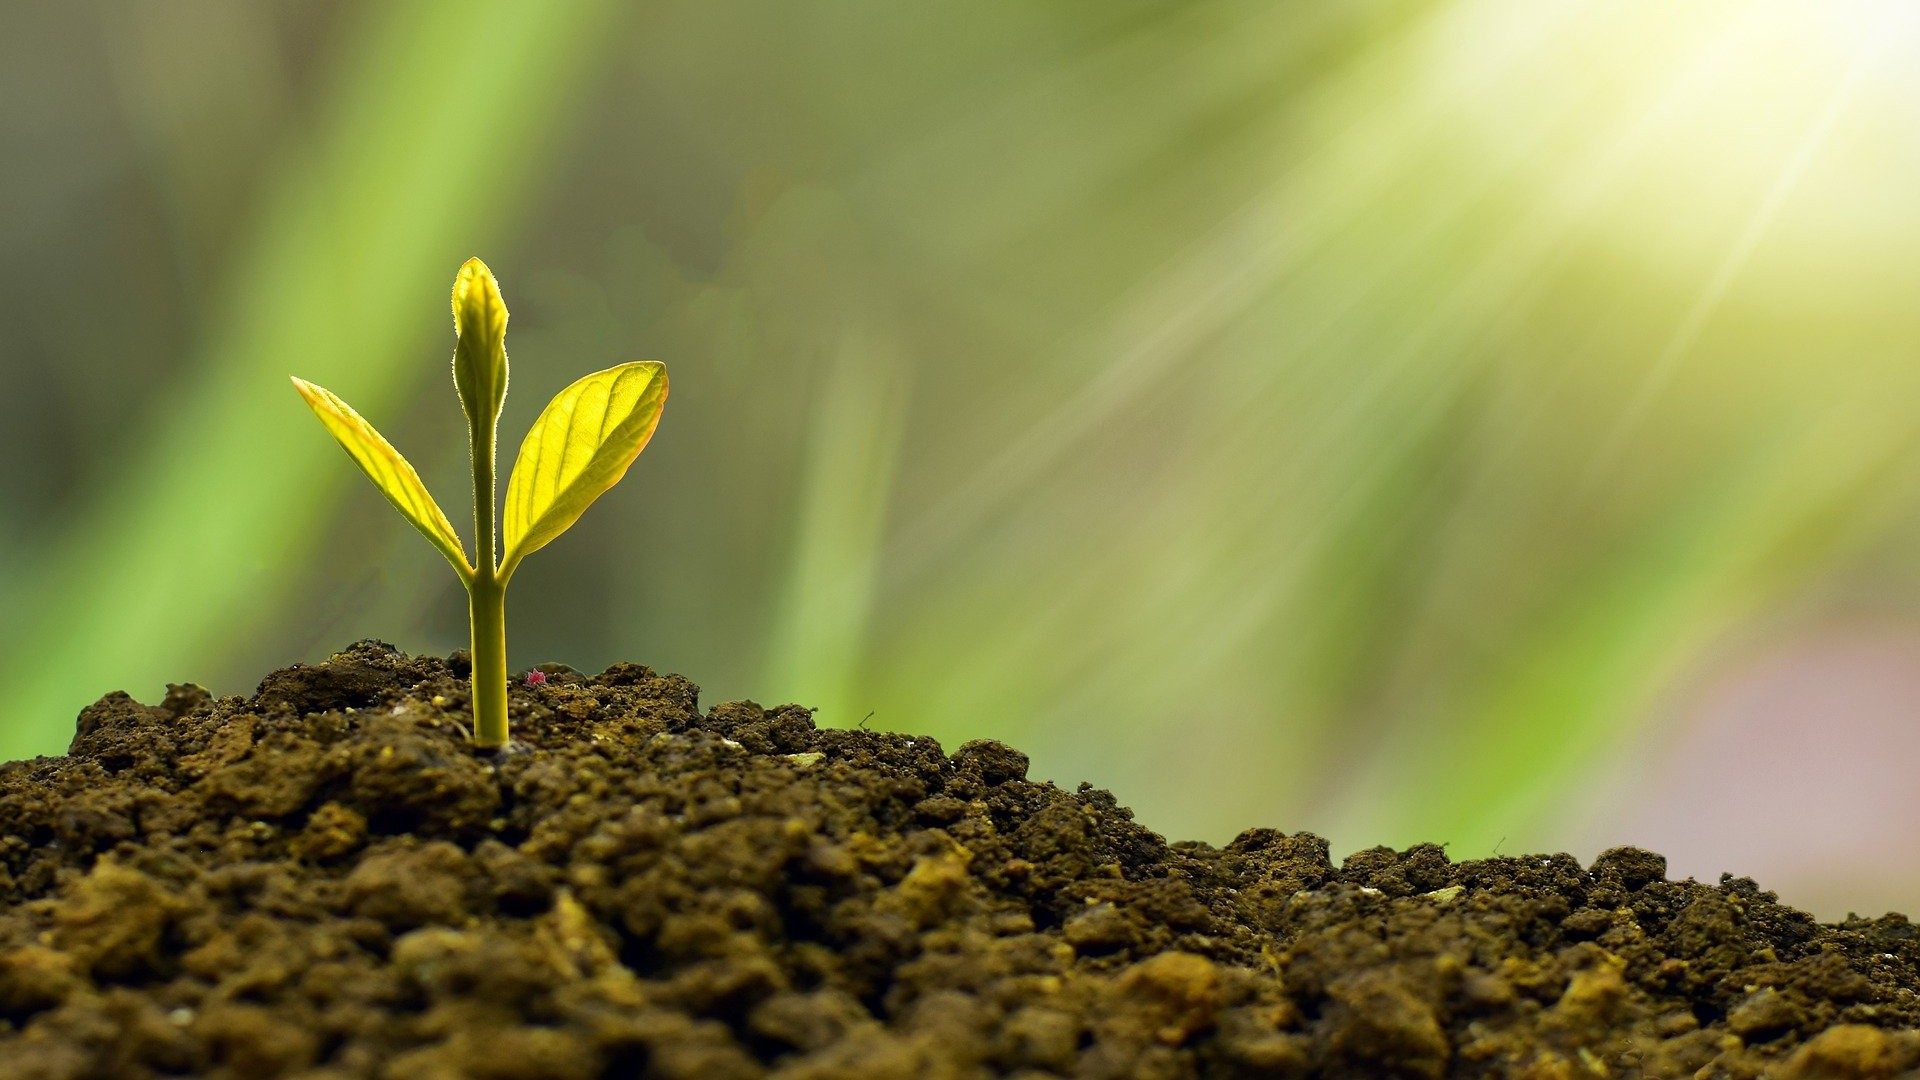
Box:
292;258;668;748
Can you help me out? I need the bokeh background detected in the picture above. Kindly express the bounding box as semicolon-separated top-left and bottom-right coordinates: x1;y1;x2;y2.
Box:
6;0;1920;918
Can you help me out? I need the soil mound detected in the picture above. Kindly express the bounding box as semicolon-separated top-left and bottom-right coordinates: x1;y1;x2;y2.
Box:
3;641;1918;1078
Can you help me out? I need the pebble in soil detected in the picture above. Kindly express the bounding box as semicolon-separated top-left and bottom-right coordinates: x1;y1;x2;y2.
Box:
3;641;1920;1078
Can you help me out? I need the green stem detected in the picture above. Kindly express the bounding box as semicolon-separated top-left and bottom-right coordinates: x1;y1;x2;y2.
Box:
468;573;509;747
469;400;508;748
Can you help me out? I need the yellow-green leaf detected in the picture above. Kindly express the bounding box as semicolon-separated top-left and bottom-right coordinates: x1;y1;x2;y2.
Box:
450;256;509;429
291;376;472;578
501;361;668;575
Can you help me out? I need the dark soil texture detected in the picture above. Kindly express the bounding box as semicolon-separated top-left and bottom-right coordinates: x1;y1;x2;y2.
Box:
4;644;1920;1079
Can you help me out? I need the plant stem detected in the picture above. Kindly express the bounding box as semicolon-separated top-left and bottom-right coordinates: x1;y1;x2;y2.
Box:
469;392;508;748
468;573;509;747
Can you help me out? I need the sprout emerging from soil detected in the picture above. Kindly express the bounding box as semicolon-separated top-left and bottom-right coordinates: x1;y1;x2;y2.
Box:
291;258;668;747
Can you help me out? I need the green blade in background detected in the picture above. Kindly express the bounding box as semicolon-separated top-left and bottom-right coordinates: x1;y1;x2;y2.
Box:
0;0;617;759
1338;411;1920;854
762;315;911;723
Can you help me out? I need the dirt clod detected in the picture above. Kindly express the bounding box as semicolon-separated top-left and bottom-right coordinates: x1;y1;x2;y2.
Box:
4;641;1920;1077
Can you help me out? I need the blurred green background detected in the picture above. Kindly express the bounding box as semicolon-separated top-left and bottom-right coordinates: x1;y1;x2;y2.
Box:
6;0;1920;917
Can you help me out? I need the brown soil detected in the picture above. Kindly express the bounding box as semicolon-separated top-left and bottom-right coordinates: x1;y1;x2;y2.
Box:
3;642;1918;1079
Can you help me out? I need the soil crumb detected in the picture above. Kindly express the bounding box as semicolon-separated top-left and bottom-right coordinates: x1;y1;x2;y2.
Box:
4;641;1919;1078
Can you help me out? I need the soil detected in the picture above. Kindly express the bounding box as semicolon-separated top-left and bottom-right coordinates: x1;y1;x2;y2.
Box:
3;643;1919;1079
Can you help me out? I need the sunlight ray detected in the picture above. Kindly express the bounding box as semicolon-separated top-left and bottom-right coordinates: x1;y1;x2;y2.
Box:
1580;21;1894;489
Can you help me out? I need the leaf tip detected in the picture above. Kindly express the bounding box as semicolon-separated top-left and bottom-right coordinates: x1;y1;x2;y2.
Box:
627;360;669;399
451;257;507;335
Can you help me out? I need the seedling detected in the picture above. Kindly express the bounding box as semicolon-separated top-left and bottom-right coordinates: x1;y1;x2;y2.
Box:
292;258;667;747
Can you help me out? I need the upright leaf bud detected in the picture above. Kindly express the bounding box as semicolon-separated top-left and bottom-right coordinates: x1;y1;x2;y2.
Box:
451;257;509;425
